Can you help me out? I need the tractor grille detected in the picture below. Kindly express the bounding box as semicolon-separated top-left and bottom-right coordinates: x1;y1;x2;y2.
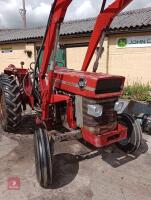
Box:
82;97;118;134
95;79;123;94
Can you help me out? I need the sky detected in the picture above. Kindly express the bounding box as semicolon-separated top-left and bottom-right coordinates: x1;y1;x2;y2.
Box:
0;0;151;29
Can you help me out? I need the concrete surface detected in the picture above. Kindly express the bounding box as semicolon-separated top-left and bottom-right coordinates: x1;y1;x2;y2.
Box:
0;114;151;200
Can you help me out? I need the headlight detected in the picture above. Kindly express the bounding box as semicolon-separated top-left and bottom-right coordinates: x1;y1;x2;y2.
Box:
87;104;103;117
114;101;124;112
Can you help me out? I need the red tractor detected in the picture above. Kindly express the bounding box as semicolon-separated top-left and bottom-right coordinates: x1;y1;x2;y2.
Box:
0;0;142;188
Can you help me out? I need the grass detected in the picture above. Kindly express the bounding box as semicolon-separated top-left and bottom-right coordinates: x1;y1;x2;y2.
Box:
123;81;151;102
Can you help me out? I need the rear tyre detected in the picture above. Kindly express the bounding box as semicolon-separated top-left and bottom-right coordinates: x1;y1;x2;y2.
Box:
117;113;142;153
34;127;54;188
0;74;22;132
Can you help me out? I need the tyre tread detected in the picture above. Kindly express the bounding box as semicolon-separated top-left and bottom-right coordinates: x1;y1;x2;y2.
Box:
0;74;22;131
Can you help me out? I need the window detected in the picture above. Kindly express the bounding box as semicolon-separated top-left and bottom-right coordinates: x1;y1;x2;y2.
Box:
36;46;66;68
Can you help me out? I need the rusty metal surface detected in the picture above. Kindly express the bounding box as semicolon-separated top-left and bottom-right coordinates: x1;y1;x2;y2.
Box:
82;97;117;134
49;129;82;142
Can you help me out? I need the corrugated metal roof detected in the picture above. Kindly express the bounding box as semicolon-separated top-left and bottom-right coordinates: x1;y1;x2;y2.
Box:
0;28;45;42
0;7;151;43
110;7;151;29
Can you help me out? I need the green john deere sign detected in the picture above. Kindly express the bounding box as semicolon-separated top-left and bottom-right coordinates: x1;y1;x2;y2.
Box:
117;36;151;48
117;38;127;48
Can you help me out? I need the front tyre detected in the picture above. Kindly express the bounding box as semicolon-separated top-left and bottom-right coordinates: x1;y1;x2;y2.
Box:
117;113;142;153
34;127;54;188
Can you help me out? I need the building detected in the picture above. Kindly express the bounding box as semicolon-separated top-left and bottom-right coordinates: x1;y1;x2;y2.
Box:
0;7;151;84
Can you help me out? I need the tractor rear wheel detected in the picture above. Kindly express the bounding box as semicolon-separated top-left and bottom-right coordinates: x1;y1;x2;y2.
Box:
34;127;54;188
117;113;142;153
0;74;22;132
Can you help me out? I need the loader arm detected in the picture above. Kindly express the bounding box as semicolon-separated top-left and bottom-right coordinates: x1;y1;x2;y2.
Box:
39;0;72;84
38;0;133;120
38;0;72;119
39;0;134;91
82;0;133;71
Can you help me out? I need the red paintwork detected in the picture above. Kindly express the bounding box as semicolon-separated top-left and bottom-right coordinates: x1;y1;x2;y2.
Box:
39;0;72;120
82;124;127;148
4;65;34;108
40;0;72;77
4;64;28;77
50;94;76;128
3;0;134;148
54;67;125;98
82;0;133;71
38;0;133;123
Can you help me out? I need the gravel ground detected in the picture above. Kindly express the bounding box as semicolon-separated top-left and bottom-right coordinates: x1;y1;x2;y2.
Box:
0;114;151;200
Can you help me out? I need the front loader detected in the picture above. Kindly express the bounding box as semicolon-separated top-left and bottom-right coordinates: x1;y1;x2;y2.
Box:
0;0;142;188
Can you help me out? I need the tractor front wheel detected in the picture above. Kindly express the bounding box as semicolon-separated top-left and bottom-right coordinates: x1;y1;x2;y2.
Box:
34;127;54;188
0;74;22;132
117;113;142;153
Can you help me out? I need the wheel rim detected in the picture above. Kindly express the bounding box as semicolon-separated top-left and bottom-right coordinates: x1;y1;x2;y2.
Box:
117;113;142;153
118;137;130;146
118;122;131;146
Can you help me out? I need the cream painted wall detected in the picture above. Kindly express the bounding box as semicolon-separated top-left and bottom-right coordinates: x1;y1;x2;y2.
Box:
108;32;151;84
66;37;108;73
0;32;151;85
66;33;151;84
0;43;35;72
